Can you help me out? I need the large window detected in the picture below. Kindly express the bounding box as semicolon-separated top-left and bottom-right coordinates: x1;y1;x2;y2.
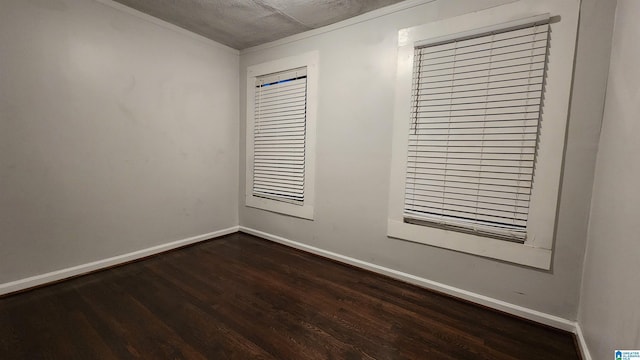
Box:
404;18;550;242
387;1;579;269
245;52;318;220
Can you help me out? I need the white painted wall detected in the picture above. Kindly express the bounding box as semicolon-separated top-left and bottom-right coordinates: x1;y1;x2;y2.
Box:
578;0;640;357
239;0;615;319
1;0;626;338
0;0;239;284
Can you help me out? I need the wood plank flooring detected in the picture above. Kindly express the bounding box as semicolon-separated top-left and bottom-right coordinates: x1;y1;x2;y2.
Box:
0;232;580;359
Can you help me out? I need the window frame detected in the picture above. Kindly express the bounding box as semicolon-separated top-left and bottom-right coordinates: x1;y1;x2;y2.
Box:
245;51;319;220
387;0;579;269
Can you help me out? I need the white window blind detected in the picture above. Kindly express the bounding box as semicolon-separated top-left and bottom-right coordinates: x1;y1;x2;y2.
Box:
404;19;550;242
253;67;307;204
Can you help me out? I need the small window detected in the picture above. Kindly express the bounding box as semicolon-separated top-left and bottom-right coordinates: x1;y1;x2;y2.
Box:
404;20;550;242
253;67;308;204
245;52;318;220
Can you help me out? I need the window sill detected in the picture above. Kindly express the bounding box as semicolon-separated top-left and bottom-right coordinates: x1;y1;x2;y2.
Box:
246;195;314;220
387;219;552;269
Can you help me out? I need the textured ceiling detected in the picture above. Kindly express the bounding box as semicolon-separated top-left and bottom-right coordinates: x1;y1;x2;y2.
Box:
113;0;407;49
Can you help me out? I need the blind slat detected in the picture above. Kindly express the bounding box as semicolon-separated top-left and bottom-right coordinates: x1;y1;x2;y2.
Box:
416;84;543;102
255;130;305;137
406;187;530;203
254;176;304;186
406;180;532;195
419;48;547;73
416;72;544;93
256;89;305;102
405;205;528;226
415;97;541;111
254;181;304;190
410;127;539;135
405;196;530;216
419;37;548;63
254;188;303;198
255;157;305;164
254;163;304;170
418;62;545;85
408;157;534;167
418;91;541;106
408;131;538;140
256;98;306;109
254;168;305;176
406;172;532;185
408;163;534;174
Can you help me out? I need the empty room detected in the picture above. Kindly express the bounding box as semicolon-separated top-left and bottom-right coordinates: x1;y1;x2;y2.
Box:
1;0;638;359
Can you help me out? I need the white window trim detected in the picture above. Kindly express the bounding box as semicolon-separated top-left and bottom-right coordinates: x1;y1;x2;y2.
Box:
387;0;579;269
245;51;319;220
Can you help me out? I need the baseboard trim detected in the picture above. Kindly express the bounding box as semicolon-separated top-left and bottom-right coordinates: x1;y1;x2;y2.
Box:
2;224;590;358
575;323;592;360
239;226;577;332
0;226;240;296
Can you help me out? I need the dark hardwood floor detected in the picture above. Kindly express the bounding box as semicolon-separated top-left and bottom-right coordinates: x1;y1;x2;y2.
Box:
0;232;580;359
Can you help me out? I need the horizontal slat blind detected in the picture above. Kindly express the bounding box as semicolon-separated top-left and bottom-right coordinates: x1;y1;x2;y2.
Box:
253;67;307;204
404;21;550;242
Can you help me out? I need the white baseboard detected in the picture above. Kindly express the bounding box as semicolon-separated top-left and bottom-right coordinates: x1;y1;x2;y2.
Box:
0;226;239;296
575;323;592;360
239;226;577;332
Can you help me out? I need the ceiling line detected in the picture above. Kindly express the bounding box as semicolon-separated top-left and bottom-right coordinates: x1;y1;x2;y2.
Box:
95;0;240;55
240;0;439;54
